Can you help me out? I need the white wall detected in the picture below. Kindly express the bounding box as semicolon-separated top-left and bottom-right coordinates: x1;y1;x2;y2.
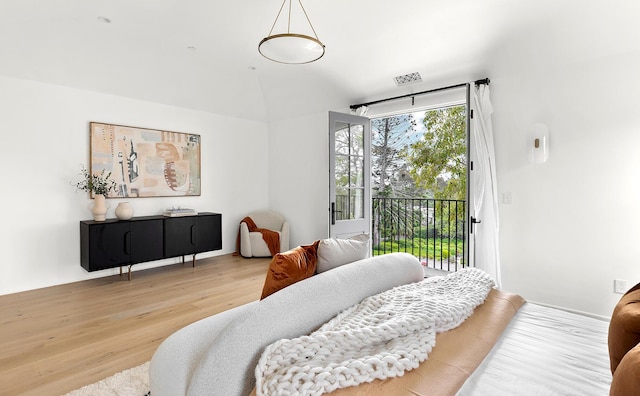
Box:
267;113;331;248
489;49;640;317
0;75;269;295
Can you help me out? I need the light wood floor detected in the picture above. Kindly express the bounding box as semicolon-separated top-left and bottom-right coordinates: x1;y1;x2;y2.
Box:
0;254;271;396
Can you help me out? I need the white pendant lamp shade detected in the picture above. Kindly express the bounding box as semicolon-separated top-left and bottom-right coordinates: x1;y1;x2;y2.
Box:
259;0;325;64
259;33;325;64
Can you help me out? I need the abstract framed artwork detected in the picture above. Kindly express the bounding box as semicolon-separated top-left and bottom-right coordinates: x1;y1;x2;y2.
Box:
90;122;201;198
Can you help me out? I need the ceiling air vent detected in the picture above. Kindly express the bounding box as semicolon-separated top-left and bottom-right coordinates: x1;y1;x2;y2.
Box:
393;72;422;86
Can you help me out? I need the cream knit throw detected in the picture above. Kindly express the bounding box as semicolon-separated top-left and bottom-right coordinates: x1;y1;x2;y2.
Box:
255;268;495;396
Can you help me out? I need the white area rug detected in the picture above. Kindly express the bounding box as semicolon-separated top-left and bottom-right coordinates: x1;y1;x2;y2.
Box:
62;361;150;396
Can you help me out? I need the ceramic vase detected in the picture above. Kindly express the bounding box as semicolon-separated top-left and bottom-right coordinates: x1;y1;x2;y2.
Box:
92;194;107;221
115;202;134;220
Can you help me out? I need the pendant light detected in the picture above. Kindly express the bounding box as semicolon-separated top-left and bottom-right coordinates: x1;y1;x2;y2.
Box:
258;0;325;64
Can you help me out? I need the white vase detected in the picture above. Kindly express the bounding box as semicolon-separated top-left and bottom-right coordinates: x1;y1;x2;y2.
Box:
115;202;134;220
92;194;107;221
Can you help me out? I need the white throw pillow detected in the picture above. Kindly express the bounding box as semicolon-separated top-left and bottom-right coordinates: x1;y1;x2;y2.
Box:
316;234;370;273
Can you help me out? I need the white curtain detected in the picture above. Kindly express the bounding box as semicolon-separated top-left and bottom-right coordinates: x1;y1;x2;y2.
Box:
352;105;369;117
471;84;501;288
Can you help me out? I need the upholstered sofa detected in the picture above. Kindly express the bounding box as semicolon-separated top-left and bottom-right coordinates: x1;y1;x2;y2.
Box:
608;282;640;395
149;252;423;396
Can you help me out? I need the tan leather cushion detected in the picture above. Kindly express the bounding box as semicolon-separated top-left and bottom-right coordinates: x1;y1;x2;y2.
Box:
610;342;640;396
260;241;319;300
608;282;640;373
249;289;526;396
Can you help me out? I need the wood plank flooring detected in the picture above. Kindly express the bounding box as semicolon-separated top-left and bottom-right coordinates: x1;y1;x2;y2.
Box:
0;254;271;396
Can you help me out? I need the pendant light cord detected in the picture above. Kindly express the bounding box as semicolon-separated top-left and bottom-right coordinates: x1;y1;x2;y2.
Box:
298;0;320;40
267;0;288;36
266;0;320;39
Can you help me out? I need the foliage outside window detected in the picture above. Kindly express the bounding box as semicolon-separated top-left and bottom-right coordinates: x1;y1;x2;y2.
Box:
371;105;467;267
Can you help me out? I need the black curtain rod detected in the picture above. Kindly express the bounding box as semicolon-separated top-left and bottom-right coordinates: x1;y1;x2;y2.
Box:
349;77;490;110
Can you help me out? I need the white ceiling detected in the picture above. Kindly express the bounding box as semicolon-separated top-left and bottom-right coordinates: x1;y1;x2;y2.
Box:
1;0;638;122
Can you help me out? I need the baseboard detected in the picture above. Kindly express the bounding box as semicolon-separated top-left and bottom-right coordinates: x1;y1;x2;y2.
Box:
528;300;610;321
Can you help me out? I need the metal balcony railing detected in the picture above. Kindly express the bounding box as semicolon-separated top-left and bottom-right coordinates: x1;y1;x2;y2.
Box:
371;197;467;272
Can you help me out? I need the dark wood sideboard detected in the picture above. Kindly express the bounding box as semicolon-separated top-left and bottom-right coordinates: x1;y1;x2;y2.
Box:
80;212;222;279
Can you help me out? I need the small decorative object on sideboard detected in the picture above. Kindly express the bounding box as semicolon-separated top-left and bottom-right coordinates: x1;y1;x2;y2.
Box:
115;202;134;220
92;194;108;221
163;207;197;217
74;165;117;221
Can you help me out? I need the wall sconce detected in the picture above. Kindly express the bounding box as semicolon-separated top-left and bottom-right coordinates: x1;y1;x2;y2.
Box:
527;123;549;164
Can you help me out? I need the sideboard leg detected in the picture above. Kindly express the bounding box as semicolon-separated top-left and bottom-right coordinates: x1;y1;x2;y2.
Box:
192;254;196;267
128;265;133;281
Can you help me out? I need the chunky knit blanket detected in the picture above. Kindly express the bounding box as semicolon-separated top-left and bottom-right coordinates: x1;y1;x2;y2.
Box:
255;268;495;396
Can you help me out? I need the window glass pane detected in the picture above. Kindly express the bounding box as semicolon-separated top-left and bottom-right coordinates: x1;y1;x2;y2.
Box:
335;154;349;189
335;122;350;155
336;186;348;220
349;188;364;219
350;155;364;187
331;115;368;224
350;125;364;156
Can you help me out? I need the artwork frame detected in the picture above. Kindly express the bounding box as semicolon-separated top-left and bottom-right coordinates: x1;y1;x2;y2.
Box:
89;122;201;198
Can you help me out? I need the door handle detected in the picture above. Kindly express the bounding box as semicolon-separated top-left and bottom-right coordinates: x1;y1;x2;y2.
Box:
331;202;344;225
470;216;481;234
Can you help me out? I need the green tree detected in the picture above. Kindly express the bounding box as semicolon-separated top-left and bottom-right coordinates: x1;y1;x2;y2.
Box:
405;106;466;200
371;115;416;197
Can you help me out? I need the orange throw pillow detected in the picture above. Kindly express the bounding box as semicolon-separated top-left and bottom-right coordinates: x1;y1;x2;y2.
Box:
260;241;319;300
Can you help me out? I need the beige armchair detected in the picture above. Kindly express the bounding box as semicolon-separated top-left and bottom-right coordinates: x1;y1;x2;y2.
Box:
239;211;290;257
